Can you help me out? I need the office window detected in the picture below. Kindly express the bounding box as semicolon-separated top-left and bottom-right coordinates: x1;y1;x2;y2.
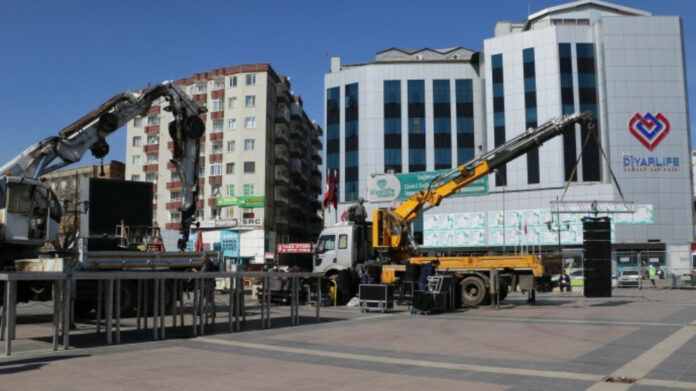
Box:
384;80;402;173
212;120;223;133
245;95;256;107
326;87;340;183
210;163;222;176
576;43;600;182
229;76;237;87
211;98;223;112
491;54;506;186
131;175;141;181
455;79;474;165
132;155;141;165
227;184;235;196
170;191;181;200
147;114;159;125
245;74;256;85
244;139;255;151
227;118;237;130
345;83;359;201
147;135;159;145
433;79;452;170
523;48;540;184
227;140;236;152
245;117;256;129
408;80;426;172
132;136;142;147
243;184;254;195
226;163;235;174
228;97;237;109
212;141;223;153
559;43;577;182
134;117;143;127
243;161;255;173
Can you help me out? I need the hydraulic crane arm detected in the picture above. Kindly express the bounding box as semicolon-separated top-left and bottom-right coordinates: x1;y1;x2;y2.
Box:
0;81;206;250
373;111;595;253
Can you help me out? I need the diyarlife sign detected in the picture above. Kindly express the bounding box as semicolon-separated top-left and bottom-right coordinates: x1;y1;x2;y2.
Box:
624;112;679;172
368;169;487;202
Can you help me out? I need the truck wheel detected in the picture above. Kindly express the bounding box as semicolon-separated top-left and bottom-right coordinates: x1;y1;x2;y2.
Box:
335;270;356;305
460;276;486;307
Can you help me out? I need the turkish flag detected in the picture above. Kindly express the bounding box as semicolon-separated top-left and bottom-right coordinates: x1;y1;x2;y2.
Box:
322;171;331;209
194;230;203;252
330;170;338;210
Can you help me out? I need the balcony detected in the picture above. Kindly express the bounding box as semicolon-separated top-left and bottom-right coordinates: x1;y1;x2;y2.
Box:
165;201;182;210
209;175;222;185
166;161;176;170
211;111;224;120
193;94;207;103
143;144;159;153
167;141;174;151
275;144;289;165
152;203;157;210
145;125;160;134
274;125;289;145
211;89;224;99
274;187;288;205
147;106;161;114
197;199;204;208
275;165;289;184
209;153;223;163
166;181;182;190
275;104;290;125
290;124;306;139
311;137;321;148
198;178;205;185
199;156;206;165
290;103;303;120
199;114;207;122
143;164;158;172
207;198;217;207
312;152;322;165
275;213;289;232
289;139;307;157
209;132;224;141
310;175;322;193
165;222;182;230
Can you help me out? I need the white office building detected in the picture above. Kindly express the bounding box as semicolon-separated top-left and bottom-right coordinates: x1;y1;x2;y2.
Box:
324;0;694;271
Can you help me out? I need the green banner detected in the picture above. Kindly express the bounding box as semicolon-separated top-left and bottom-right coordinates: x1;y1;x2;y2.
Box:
216;196;238;207
237;195;265;208
368;169;487;203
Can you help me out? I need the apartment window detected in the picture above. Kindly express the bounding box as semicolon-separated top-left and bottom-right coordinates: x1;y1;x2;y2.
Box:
145;173;156;183
245;95;256;107
211;98;223;112
243;161;255;173
455;79;474;165
147;114;159;125
408;80;425;172
245;117;256;129
213;79;224;90
326;86;340;180
134;117;143;127
433;79;452;170
245;74;256;85
170;191;181;200
383;80;402;173
244;139;255;151
171;171;180;181
211;185;222;197
146;154;157;163
491;53;506;186
227;140;236;152
344;83;359;201
212;141;223;153
227;184;235;196
227;118;237;130
195;209;204;220
225;207;235;219
210;163;222;176
196;83;207;94
132;155;141;165
243;184;254;195
229;76;237;87
170;212;181;222
132;136;142;147
130;175;141;181
226;163;235;174
523;48;539;185
212;120;223;133
228;97;237;109
199;166;205;177
199;144;206;156
147;135;159;145
211;208;222;220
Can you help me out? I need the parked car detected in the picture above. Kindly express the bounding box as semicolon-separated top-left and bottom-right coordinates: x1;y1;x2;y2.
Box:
617;270;641;287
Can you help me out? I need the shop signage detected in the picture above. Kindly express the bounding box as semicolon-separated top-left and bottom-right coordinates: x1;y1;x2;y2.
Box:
198;218;264;229
216;195;265;208
368;169;487;202
628;112;670;151
216;197;237;207
277;243;314;254
622;153;679;172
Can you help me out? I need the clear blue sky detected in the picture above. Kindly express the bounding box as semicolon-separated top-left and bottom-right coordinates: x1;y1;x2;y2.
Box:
1;0;695;168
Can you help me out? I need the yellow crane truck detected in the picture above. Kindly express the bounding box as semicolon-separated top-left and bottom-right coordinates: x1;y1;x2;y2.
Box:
313;111;594;306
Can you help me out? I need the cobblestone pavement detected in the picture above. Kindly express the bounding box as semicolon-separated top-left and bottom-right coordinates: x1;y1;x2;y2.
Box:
2;288;696;390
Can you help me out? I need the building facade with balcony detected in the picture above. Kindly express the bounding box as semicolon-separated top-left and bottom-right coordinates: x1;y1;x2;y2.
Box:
324;0;694;272
126;64;322;263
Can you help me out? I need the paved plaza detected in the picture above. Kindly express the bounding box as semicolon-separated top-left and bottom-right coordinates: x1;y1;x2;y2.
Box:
2;289;696;390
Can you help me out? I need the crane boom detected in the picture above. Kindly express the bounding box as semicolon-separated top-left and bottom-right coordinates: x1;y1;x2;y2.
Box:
373;111;595;254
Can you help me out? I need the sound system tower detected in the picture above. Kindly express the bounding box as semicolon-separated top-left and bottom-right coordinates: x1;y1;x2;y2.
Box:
583;217;612;297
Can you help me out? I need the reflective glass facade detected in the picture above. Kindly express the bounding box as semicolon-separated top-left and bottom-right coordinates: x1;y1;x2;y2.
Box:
384;80;402;173
326;87;340;180
433;79;452;169
491;54;506;186
455;79;474;165
345;83;359;200
408;80;426;172
576;43;600;182
523;48;539;184
559;43;577;182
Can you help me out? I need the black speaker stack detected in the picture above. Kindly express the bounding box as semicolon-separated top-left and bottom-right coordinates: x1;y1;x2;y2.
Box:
583;217;612;297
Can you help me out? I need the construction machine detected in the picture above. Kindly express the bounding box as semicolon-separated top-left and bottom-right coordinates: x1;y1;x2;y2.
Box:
313;111;595;306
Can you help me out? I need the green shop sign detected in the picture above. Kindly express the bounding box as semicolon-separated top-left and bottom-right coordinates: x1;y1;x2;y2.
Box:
216;195;265;208
367;169;487;203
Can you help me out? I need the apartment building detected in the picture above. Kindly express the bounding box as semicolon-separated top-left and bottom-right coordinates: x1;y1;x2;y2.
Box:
126;64;322;263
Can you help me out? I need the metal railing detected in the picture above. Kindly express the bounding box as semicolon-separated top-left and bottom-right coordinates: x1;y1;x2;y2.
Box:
0;271;322;356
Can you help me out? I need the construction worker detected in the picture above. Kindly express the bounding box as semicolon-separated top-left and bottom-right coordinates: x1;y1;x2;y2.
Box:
418;260;439;291
649;264;657;287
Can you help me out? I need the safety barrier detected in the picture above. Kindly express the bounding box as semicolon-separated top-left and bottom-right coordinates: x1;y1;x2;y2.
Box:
0;271;322;356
